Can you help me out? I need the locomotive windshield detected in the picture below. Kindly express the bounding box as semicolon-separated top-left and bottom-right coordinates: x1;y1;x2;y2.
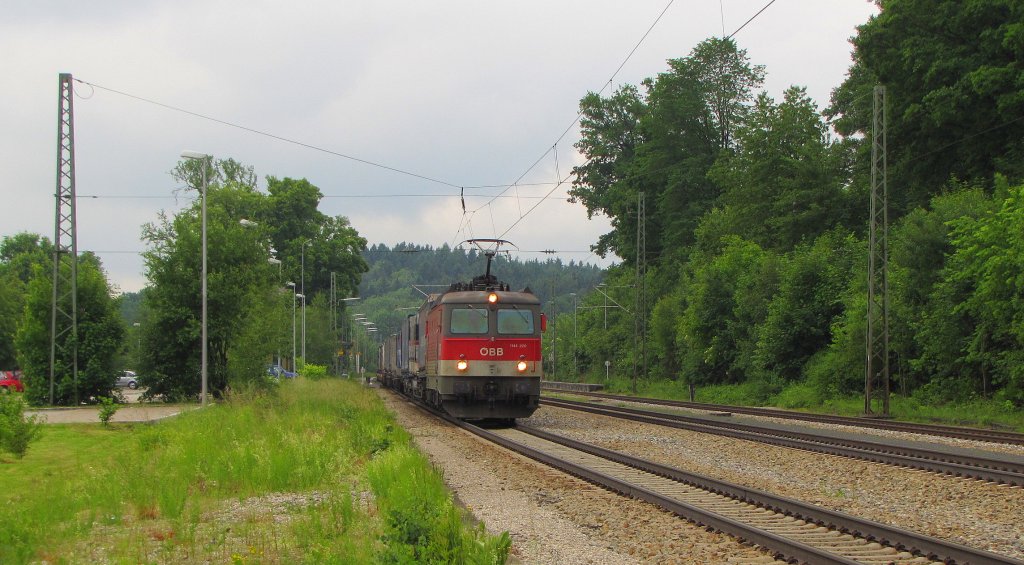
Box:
450;307;488;334
497;309;534;335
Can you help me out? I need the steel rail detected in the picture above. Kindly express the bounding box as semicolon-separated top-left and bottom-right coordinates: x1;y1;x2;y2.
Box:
542;397;1024;486
387;387;1022;564
546;389;1024;446
512;423;1024;565
444;415;862;565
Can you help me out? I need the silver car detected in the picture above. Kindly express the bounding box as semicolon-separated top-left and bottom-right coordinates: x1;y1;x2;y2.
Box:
116;370;139;389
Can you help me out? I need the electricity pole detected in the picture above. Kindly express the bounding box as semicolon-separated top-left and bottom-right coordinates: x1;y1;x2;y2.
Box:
866;85;890;416
633;192;646;394
50;73;79;406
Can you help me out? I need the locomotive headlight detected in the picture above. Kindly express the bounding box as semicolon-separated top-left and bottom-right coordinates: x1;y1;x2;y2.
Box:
457;354;469;371
487;292;498;304
517;356;528;372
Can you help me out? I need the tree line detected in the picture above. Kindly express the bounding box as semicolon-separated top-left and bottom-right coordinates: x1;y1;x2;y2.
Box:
562;0;1024;406
0;158;368;404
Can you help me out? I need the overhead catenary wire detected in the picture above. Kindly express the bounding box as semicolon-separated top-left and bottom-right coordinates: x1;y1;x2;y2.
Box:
498;162;584;241
88;245;597;255
74;1;692;260
727;0;778;39
467;0;825;246
462;0;677;214
905;113;1024;164
73;1;682;254
76;190;572;201
73;78;463;190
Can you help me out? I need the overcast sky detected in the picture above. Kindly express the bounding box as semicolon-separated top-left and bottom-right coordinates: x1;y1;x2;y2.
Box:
2;1;878;293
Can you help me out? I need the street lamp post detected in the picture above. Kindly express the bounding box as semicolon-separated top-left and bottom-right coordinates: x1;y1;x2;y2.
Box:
296;293;305;368
241;221;287;366
132;322;141;364
570;292;578;379
286;282;296;370
338;297;360;376
240;220;286;367
181;150;211;406
300;240;311;362
352;314;367;376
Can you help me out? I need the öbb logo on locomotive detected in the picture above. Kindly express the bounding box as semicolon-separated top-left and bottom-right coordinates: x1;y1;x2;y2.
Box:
378;239;544;421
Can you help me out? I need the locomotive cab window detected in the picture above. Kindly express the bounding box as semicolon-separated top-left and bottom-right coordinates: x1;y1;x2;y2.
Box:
450;307;489;334
497;308;535;335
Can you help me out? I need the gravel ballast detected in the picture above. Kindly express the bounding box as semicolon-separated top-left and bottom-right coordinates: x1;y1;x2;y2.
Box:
379;391;783;565
523;403;1024;561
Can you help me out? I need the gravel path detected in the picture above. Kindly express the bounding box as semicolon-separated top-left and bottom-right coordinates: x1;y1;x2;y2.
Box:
26;404;191;424
24;389;194;424
379;391;783;565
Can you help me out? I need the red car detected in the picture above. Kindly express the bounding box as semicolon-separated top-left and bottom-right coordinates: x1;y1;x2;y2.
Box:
0;370;25;393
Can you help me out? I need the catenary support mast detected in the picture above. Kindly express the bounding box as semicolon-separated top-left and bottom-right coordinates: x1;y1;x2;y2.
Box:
866;85;890;416
50;73;80;405
633;192;647;394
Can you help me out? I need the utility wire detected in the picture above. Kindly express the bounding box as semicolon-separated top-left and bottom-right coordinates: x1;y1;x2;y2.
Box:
77;193;571;200
498;164;583;241
75;0;680;254
905;114;1024;164
471;0;676;213
456;0;677;242
727;0;778;39
74;78;462;189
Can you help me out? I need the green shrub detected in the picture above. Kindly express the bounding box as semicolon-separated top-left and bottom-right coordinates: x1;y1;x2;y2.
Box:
0;394;43;458
367;445;511;564
302;364;328;380
769;381;823;409
97;396;119;426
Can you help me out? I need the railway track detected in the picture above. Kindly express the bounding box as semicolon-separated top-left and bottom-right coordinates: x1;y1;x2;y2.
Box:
427;407;1023;564
541;397;1024;487
544;389;1024;446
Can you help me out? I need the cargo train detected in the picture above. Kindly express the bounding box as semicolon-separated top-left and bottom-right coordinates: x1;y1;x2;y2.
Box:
378;240;543;421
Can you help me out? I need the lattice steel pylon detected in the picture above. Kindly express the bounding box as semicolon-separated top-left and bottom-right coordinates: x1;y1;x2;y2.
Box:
330;271;338;376
865;85;890;416
330;272;338;333
633;192;647;394
50;73;79;405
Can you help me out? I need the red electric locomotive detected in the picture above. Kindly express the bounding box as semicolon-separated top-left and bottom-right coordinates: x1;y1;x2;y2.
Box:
380;240;544;421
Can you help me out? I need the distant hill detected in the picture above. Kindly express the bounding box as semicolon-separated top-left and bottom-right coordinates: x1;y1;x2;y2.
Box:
354;243;606;336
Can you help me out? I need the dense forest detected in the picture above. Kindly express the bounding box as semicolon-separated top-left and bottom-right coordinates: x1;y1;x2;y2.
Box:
558;1;1024;407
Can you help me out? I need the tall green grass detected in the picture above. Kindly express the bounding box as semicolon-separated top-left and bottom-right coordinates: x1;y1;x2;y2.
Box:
0;379;510;564
600;376;1024;431
366;445;511;564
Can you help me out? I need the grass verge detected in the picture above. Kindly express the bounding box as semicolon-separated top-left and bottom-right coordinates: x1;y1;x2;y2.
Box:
599;375;1024;432
0;379;510;564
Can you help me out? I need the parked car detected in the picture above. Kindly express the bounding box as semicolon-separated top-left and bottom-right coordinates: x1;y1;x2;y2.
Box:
266;364;297;378
0;370;25;392
116;370;139;389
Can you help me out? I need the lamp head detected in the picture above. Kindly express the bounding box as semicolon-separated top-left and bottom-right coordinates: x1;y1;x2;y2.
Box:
181;150;211;160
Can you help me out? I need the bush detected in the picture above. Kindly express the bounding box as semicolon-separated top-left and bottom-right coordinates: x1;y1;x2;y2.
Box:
0;394;43;458
768;380;822;409
97;396;119;426
912;377;978;405
301;364;328;380
366;445;511;564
